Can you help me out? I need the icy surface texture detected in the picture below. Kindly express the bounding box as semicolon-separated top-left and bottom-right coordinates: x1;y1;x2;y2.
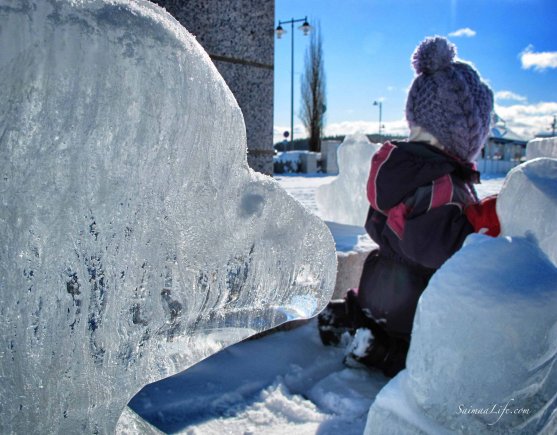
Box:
365;160;557;434
0;1;336;433
316;134;380;226
115;408;163;435
526;137;557;160
498;158;557;266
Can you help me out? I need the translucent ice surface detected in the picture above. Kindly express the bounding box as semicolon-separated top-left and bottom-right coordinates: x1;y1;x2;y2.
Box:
365;160;557;434
0;1;336;433
316;134;381;226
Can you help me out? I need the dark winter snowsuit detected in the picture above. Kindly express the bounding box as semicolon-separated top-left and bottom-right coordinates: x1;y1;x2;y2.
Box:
358;140;479;339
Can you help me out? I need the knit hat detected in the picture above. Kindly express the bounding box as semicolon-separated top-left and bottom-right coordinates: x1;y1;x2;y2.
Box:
405;36;494;162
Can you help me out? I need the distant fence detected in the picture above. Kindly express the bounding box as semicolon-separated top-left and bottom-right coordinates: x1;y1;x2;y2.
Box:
476;158;520;175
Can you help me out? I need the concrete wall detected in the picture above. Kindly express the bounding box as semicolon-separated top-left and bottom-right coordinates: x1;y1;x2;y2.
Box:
151;0;275;174
321;140;341;174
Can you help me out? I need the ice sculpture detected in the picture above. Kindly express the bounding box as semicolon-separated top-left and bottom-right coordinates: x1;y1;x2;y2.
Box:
365;158;557;434
526;137;557;160
316;134;381;226
0;1;336;433
498;158;557;266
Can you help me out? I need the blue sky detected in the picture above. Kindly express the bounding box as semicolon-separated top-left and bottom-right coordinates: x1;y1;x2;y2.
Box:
274;0;557;143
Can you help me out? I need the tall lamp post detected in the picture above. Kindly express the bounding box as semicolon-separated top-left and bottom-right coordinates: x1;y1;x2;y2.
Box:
276;17;312;147
373;100;383;138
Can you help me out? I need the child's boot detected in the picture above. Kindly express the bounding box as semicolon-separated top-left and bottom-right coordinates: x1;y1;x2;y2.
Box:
317;298;354;346
343;327;389;369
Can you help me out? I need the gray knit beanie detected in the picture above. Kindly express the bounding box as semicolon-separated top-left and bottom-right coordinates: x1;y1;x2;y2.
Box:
405;36;494;162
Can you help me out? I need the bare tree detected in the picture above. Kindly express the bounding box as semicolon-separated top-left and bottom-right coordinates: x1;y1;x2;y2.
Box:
300;24;326;153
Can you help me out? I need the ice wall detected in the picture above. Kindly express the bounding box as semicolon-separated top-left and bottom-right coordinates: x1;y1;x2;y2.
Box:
316;134;381;226
526;137;557;160
365;158;557;434
0;1;336;433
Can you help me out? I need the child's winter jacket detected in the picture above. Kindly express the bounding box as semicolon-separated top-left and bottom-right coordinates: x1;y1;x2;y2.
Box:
358;140;479;337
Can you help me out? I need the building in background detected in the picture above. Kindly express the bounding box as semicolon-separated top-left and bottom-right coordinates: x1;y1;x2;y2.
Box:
151;0;275;174
477;114;528;174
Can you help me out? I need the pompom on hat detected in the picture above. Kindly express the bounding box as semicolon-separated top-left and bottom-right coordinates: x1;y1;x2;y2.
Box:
405;36;494;162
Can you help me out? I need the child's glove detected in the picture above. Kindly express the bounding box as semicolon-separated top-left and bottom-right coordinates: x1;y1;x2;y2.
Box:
465;195;500;237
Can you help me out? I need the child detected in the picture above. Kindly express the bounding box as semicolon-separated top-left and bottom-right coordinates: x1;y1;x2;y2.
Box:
318;36;500;377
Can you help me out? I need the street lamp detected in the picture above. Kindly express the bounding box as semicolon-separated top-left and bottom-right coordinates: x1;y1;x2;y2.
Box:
276;17;312;147
373;100;383;138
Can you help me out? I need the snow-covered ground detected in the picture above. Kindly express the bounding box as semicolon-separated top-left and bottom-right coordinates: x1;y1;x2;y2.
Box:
129;319;384;434
276;172;505;216
274;174;336;216
129;172;506;435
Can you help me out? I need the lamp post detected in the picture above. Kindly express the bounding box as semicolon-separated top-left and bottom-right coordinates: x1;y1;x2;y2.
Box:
276;17;312;147
373;100;383;138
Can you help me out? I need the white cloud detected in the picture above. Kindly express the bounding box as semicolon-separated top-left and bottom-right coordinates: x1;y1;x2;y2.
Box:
274;119;410;144
324;119;408;138
448;28;476;38
520;45;557;71
495;101;557;138
274;101;557;145
495;90;527;103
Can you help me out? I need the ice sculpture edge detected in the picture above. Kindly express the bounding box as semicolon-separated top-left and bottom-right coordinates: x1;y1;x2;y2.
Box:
0;1;336;433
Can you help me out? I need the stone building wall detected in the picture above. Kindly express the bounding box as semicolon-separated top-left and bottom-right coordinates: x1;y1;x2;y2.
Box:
151;0;275;174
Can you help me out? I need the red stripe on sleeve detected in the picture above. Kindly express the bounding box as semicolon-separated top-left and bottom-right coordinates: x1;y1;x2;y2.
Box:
386;202;410;239
367;142;396;211
429;174;453;210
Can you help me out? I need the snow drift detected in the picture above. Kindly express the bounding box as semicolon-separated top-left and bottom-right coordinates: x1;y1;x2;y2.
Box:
316;134;381;227
0;1;336;433
365;158;557;434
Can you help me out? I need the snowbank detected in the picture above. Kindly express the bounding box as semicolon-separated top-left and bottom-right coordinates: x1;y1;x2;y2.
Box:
0;1;335;433
526;137;557;160
365;158;557;434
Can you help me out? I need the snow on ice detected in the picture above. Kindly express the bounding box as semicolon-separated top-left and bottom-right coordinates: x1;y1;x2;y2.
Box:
365;156;557;434
0;1;336;433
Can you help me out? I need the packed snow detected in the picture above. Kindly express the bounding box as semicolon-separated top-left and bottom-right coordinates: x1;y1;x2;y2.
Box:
128;321;385;435
0;1;335;433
